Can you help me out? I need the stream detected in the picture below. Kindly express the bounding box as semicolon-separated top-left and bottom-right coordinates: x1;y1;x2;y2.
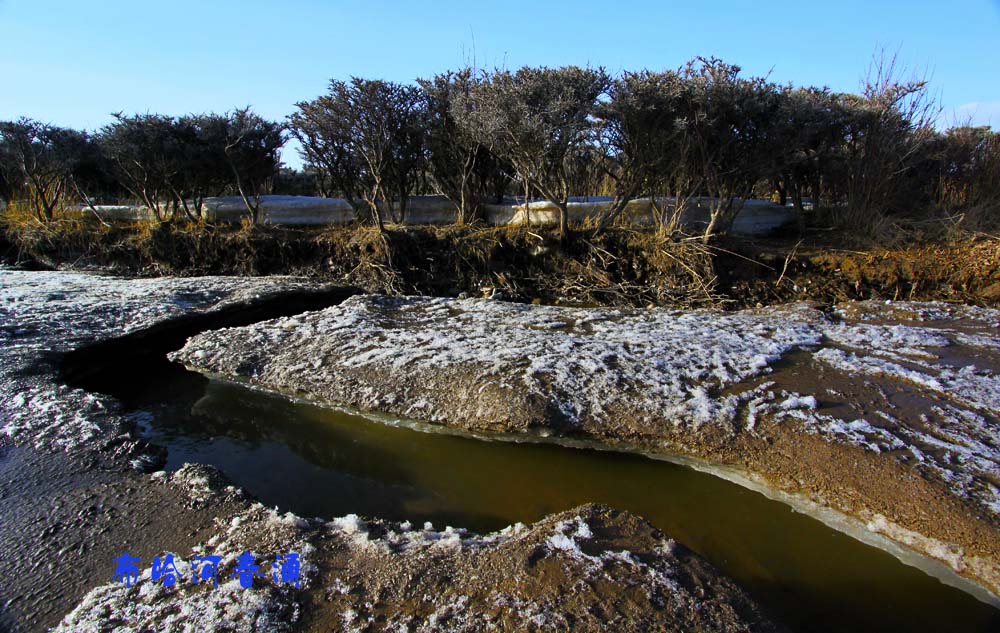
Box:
66;343;1000;633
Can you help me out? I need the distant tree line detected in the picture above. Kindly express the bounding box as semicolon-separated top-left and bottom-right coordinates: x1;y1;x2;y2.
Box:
2;55;998;240
0;109;284;224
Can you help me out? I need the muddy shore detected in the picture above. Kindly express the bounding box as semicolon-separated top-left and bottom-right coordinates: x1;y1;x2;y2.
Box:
0;269;784;632
172;294;1000;598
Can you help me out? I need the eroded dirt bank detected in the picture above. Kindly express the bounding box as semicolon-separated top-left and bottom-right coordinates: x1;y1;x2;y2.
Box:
172;294;1000;597
59;499;783;633
0;270;340;631
5;223;999;309
0;269;783;632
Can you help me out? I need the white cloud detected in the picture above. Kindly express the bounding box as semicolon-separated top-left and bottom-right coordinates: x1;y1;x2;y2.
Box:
950;101;1000;128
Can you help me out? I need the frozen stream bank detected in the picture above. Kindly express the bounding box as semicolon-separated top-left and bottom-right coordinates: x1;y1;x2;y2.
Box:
2;268;1000;631
173;294;1000;601
0;269;781;632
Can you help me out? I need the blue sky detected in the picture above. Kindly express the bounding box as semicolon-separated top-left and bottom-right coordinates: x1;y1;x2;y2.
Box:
1;0;998;168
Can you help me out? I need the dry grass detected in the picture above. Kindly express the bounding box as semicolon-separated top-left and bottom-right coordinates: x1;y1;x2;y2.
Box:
0;201;116;265
2;210;997;308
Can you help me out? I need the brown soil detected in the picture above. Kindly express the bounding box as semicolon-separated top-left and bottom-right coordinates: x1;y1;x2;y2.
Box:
3;220;998;310
0;445;246;632
298;504;785;633
742;236;1000;307
169;295;1000;597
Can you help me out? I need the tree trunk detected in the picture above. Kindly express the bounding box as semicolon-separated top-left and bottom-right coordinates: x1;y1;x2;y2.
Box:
702;196;745;243
702;210;721;243
594;196;628;235
369;199;385;232
398;192;408;225
558;202;567;241
791;183;804;213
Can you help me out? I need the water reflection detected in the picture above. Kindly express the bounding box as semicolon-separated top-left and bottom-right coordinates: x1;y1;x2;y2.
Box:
132;377;999;633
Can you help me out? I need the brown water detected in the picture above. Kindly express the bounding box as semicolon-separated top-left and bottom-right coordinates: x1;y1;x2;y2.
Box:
119;370;1000;633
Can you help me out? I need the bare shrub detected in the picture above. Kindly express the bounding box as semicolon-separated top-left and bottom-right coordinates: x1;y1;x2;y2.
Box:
418;68;509;224
594;69;697;234
932;126;1000;232
290;78;425;232
217;108;286;224
838;51;940;231
0;118;96;222
454;66;610;240
99;111;282;224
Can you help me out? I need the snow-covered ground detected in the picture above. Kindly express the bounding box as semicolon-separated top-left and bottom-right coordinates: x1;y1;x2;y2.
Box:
172;295;1000;516
59;499;777;633
0;269;356;630
172;294;1000;596
0;268;328;451
0;268;782;632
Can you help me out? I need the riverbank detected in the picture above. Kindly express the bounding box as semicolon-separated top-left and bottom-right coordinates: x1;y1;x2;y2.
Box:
3;265;1000;630
3;219;999;309
172;294;1000;599
0;270;339;631
0;268;786;632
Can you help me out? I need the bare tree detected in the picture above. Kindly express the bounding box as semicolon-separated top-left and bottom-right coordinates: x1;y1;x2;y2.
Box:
455;66;610;240
290;78;424;232
679;58;784;241
563;143;605;200
0;118;93;222
161;114;229;221
289;94;364;212
765;87;851;214
100;113;187;222
931;126;1000;228
219;108;285;224
594;70;700;233
0;151;13;204
839;51;940;228
418;68;504;224
0;130;21;204
99;111;281;224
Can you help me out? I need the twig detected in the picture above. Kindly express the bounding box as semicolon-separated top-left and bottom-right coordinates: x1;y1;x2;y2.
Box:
658;247;717;304
775;240;802;288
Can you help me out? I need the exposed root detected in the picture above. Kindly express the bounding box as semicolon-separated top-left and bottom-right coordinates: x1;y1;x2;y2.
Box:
2;217;998;309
